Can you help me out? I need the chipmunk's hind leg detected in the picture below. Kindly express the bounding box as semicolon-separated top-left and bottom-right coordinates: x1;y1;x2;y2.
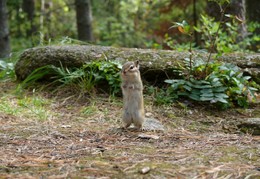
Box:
122;111;132;129
133;111;144;130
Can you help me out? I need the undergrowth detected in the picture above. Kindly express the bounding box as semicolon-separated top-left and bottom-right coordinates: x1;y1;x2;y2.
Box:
0;12;258;109
165;61;258;108
161;0;259;109
17;60;122;96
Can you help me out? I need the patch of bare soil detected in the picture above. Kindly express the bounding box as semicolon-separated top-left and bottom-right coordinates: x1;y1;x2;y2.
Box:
0;82;259;178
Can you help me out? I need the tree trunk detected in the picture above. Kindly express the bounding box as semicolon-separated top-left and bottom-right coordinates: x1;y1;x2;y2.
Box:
22;0;36;37
75;0;93;41
40;0;45;32
193;0;199;47
246;0;260;22
0;0;10;58
231;0;247;41
246;0;260;51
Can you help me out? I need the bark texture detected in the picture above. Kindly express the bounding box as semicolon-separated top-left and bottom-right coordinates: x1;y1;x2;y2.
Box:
75;0;93;41
15;45;260;83
0;0;10;58
22;0;36;37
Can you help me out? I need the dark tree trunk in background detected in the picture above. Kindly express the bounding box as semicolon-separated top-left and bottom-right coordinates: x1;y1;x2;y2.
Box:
206;0;247;42
0;0;10;58
246;0;260;22
22;0;36;37
231;0;247;41
193;0;199;47
246;0;260;39
75;0;93;41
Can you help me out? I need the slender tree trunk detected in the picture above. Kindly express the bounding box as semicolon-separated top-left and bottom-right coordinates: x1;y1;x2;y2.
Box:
40;0;45;32
15;4;22;37
75;0;93;41
0;0;10;58
246;0;260;22
22;0;36;37
246;0;260;51
231;0;247;41
193;0;200;47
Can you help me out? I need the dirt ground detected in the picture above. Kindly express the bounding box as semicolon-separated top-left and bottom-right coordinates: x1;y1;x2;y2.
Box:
0;82;259;179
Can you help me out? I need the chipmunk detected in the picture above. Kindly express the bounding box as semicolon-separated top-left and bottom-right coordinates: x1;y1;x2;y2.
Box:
120;60;145;130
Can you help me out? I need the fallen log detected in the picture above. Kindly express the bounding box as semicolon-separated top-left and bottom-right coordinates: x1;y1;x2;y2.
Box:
15;45;260;83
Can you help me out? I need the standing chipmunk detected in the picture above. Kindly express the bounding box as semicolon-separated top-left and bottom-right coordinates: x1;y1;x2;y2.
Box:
120;60;145;130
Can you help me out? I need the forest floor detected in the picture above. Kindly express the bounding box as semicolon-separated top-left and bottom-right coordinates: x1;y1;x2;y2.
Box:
0;81;260;179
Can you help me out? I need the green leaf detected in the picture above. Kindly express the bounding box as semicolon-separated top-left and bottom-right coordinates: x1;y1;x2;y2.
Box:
193;26;201;32
225;14;234;18
229;70;236;77
177;91;189;96
211;81;223;87
190;78;210;85
243;76;251;80
183;85;192;91
200;88;213;94
211;77;220;83
191;89;201;95
189;93;200;101
0;60;7;69
200;96;213;101
212;86;227;92
237;72;243;78
229;87;242;94
193;84;212;89
200;92;214;97
214;93;229;99
248;87;258;91
214;97;229;104
165;79;174;84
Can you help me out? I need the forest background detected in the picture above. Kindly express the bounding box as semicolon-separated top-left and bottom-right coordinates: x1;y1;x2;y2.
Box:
0;1;260;178
1;0;259;58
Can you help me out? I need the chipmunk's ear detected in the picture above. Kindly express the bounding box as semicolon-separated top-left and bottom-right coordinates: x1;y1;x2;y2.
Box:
134;60;140;69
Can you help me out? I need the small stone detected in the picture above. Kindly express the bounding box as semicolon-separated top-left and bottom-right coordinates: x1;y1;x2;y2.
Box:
139;166;151;174
145;112;153;117
138;134;159;140
61;125;71;128
142;118;165;131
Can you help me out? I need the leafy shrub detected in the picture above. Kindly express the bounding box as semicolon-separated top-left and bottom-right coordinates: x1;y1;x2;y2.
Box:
146;86;177;105
165;62;258;108
19;61;122;95
0;49;25;81
246;21;260;52
194;14;245;54
163;0;259;109
82;61;122;95
0;60;15;81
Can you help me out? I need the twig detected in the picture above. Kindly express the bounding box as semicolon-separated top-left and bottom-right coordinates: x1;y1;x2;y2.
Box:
204;3;228;75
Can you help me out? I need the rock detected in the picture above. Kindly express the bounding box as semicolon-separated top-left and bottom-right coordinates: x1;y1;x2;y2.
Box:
143;118;165;131
139;166;151;174
15;45;260;84
237;118;260;135
243;68;260;84
138;134;160;140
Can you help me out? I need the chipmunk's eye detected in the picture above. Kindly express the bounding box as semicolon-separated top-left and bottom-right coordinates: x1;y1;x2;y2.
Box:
129;65;134;70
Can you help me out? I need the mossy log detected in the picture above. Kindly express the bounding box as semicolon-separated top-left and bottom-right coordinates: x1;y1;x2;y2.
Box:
15;45;260;83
